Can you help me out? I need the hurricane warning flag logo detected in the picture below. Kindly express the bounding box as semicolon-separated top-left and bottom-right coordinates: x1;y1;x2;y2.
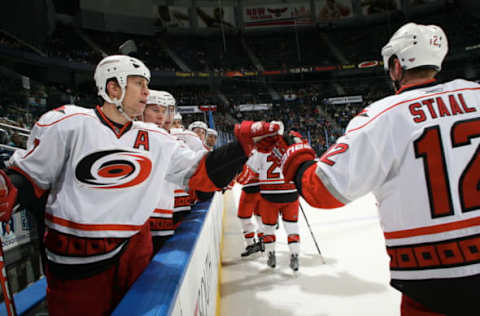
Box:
75;150;152;189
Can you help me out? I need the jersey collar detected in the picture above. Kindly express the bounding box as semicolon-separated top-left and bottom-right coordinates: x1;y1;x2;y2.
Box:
396;78;437;95
95;106;132;138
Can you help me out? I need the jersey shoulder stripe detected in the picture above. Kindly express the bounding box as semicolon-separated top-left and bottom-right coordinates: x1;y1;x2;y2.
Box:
36;105;96;127
346;82;480;134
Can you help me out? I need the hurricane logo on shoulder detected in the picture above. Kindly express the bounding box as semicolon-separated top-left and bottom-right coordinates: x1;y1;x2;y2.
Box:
75;150;152;189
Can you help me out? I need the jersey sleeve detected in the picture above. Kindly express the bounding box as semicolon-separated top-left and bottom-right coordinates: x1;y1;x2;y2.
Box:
164;140;207;189
308;108;398;204
246;150;265;174
9;110;70;193
173;130;205;152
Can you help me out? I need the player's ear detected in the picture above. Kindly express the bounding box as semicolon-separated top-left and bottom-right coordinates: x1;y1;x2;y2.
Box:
106;79;121;99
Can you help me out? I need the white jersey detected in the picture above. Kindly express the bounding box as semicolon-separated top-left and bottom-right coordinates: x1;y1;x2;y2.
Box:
312;79;480;280
170;127;207;211
10;105;206;239
248;150;297;202
170;128;207;153
149;179;176;237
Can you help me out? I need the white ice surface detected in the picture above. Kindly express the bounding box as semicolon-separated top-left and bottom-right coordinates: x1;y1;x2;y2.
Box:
220;185;401;316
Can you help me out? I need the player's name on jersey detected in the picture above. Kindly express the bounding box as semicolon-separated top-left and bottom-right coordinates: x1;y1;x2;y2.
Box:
408;92;477;123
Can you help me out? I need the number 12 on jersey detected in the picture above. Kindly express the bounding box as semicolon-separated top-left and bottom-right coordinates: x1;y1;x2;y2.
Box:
414;118;480;219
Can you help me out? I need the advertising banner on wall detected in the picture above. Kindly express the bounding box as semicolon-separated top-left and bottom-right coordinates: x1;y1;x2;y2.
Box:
196;6;236;28
243;2;313;28
177;105;217;113
238;103;272;111
326;95;363;104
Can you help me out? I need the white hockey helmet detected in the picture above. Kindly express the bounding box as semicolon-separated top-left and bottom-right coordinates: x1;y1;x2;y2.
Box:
206;128;218;137
188;121;208;132
94;55;151;111
381;23;448;72
174;112;182;121
147;90;176;107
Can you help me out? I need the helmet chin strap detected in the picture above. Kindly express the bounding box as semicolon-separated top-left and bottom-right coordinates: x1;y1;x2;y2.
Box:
111;89;134;122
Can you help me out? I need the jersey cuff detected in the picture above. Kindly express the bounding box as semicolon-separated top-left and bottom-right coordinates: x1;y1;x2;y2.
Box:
294;160;316;194
298;162;345;209
188;156;218;192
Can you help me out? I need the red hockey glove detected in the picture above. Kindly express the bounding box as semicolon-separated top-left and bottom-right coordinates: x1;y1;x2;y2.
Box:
272;130;316;182
236;165;258;185
234;121;282;155
0;170;18;222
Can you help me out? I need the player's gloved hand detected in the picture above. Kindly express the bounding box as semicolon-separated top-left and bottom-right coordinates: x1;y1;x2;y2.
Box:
272;130;317;182
236;165;258;185
0;170;17;222
234;121;283;155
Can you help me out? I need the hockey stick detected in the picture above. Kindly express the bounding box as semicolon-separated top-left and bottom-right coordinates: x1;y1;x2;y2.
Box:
299;201;325;264
0;235;17;316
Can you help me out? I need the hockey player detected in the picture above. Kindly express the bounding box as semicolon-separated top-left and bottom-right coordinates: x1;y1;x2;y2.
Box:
0;55;281;316
141;90;173;127
142;90;177;253
275;23;480;314
236;162;264;257
188;121;208;142
172;112;183;129
170;124;207;222
248;147;301;271
205;128;218;151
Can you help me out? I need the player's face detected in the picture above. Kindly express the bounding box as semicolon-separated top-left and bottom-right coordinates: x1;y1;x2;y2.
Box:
172;120;182;128
143;104;166;127
123;76;149;118
193;127;206;141
163;105;175;130
206;134;217;147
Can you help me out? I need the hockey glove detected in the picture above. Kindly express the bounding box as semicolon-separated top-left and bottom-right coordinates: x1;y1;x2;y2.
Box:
272;130;316;182
234;121;283;155
0;170;18;222
236;165;259;185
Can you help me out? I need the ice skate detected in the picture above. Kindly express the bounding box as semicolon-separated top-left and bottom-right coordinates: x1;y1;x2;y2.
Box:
241;239;262;257
289;253;299;271
258;236;265;252
267;251;276;268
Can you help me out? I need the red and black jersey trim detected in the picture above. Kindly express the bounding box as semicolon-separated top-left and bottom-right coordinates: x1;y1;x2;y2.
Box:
261;192;299;203
242;185;260;193
45;228;129;280
396;79;438;95
387;233;480;271
95;106;132;138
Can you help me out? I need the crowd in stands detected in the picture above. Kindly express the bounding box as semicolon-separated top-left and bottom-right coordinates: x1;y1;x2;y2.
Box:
1;4;477;77
1;73;389;156
45;24;101;64
1;4;477;156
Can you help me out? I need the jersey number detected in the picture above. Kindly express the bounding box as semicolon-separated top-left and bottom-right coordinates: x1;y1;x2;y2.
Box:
320;143;349;166
266;154;281;179
414;118;480;218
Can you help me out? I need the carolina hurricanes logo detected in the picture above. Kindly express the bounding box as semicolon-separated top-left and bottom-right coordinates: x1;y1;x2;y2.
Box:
75;150;152;189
